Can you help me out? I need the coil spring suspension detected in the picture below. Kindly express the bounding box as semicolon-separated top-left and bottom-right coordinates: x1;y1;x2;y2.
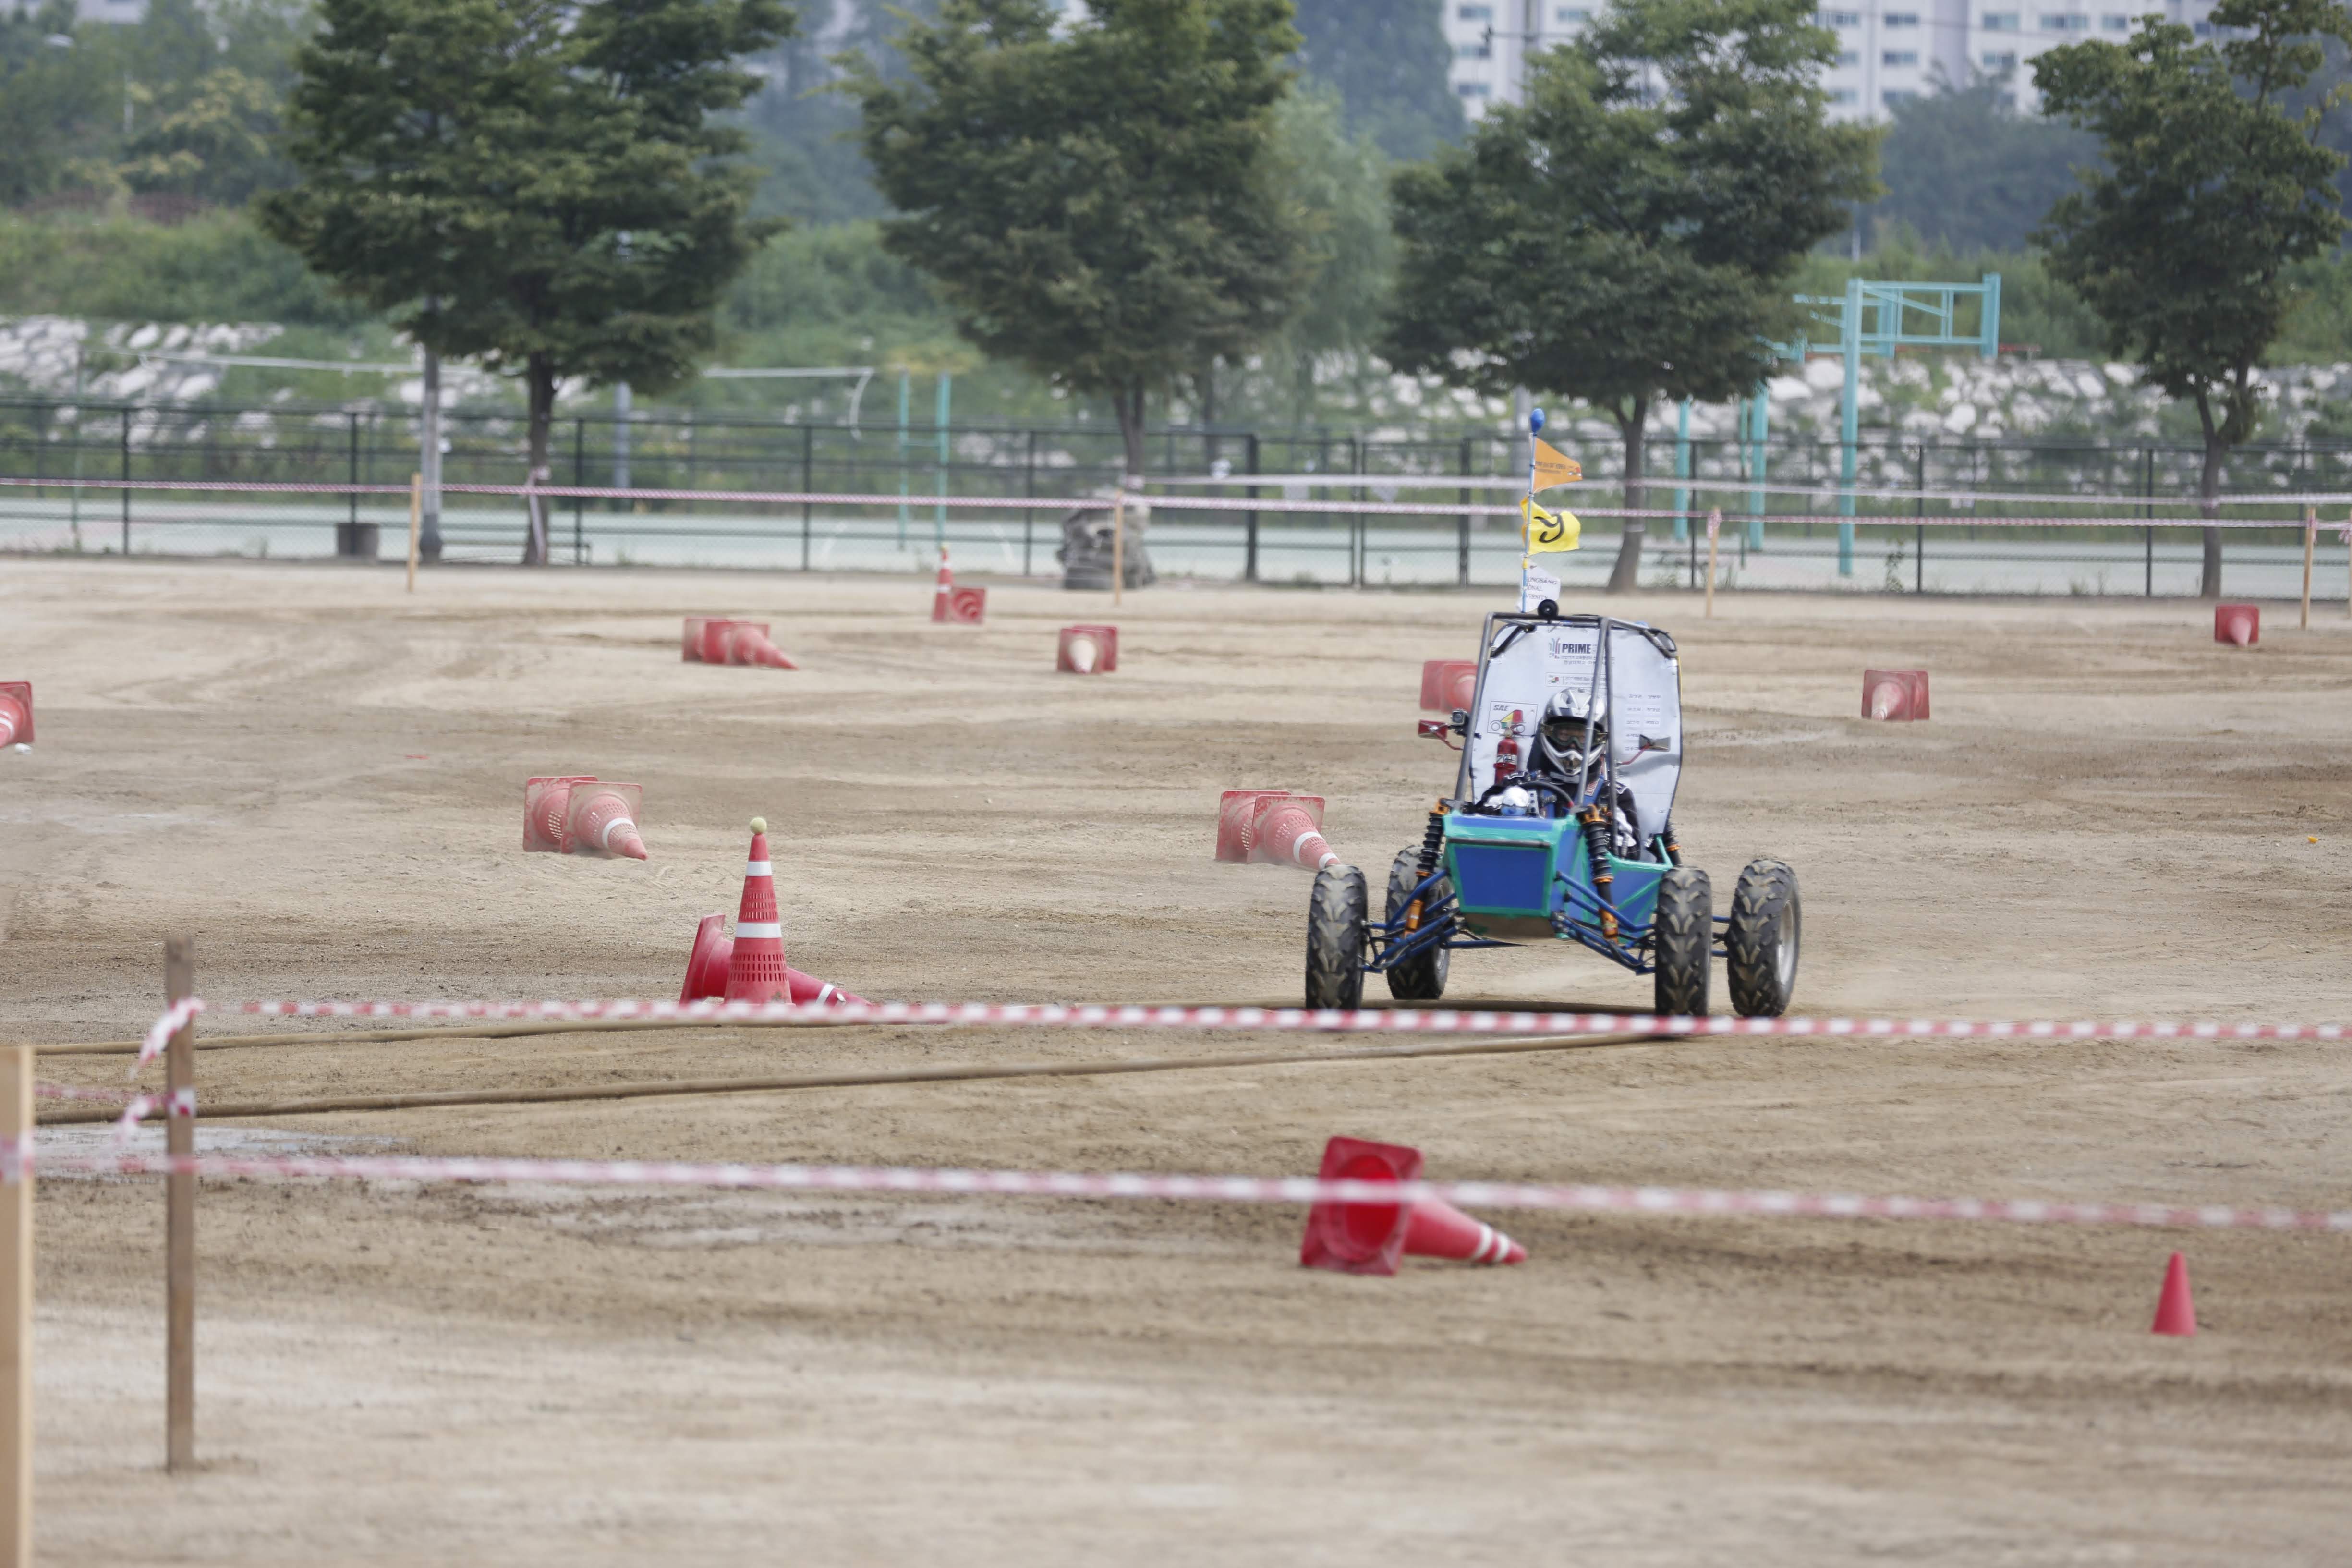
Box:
1404;801;1447;932
1661;816;1683;868
1580;805;1617;939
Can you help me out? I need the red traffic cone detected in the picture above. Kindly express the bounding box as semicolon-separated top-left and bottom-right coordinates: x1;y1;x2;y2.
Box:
0;681;31;749
725;818;791;1002
680;912;868;1005
1418;659;1477;713
931;549;956;623
563;782;648;860
1300;1137;1526;1276
682;618;718;662
523;775;598;853
2214;603;2258;647
1862;669;1929;722
1253;794;1340;871
1057;624;1119;674
2151;1252;2197;1337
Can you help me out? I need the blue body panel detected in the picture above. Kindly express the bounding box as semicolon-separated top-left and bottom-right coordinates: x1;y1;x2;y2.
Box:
1442;813;1666;941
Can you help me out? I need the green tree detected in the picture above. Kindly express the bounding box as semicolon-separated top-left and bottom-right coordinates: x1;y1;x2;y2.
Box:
1874;73;2099;252
2035;0;2352;598
121;68;289;205
0;0;117;205
1384;0;1877;592
1292;0;1463;162
260;0;790;563
1256;82;1396;426
845;0;1306;480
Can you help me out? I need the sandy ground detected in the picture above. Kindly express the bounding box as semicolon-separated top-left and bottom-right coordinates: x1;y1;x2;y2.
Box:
2;557;2350;1565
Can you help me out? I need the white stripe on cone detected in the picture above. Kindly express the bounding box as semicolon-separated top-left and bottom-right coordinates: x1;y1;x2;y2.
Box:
745;861;772;876
734;923;782;939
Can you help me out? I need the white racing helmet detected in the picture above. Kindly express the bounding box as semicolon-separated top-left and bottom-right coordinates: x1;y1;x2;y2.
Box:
1538;686;1605;767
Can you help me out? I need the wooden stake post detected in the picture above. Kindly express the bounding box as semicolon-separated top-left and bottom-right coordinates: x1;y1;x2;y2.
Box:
1110;486;1127;608
1;1044;30;1568
1703;509;1721;619
406;473;423;594
164;938;195;1473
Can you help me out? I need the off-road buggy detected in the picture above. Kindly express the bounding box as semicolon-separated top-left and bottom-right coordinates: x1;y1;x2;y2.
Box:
1305;611;1799;1017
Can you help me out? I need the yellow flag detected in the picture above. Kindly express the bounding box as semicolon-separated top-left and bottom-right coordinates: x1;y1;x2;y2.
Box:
1531;438;1582;493
1522;496;1581;554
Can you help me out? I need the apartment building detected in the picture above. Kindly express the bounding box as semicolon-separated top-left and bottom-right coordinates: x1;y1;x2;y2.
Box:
1443;0;2219;122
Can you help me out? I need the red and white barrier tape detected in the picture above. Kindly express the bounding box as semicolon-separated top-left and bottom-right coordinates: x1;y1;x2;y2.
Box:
136;997;202;1070
16;1149;2350;1234
1151;471;2352;511
139;998;2352;1048
35;1082;144;1105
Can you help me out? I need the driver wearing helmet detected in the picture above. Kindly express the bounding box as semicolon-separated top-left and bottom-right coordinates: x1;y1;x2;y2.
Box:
1531;687;1640;851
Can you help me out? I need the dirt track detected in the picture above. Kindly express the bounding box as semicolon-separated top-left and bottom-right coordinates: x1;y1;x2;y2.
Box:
4;558;2351;1565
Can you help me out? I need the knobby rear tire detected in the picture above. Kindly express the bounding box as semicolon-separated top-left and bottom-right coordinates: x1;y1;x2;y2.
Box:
1383;848;1452;1002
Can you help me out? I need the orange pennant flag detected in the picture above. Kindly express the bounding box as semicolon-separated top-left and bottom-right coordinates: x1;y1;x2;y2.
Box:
1531;438;1582;493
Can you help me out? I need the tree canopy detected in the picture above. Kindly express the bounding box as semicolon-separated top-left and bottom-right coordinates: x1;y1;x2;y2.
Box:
258;0;790;562
1291;0;1464;163
1383;0;1878;590
1873;73;2099;253
2034;0;2352;596
845;0;1306;477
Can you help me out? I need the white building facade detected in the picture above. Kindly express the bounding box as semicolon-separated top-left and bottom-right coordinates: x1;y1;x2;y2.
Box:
1442;0;2220;123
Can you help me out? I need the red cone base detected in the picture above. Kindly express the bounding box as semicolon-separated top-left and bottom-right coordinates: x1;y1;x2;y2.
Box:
0;681;31;748
1418;659;1477;713
2214;603;2259;648
1299;1136;1526;1276
679;912;867;1005
1058;624;1119;674
523;775;598;853
1862;669;1929;722
1216;789;1284;862
2151;1251;2197;1337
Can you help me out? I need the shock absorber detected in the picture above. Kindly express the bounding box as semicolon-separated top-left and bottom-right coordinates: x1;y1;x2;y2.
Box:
1579;803;1617;939
1660;814;1683;868
1404;801;1447;932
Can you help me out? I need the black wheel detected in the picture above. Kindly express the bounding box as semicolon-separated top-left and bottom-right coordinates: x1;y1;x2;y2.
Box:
1651;866;1711;1017
1384;848;1452;1002
1725;858;1800;1017
1305;863;1368;1009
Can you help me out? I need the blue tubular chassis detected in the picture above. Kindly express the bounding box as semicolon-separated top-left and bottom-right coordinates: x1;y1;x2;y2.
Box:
1365;818;1731;982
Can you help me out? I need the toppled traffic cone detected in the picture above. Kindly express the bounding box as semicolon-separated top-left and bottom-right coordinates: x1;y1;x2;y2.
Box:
931;549;987;624
524;775;599;853
678;912;866;1006
1300;1136;1526;1276
1862;669;1930;722
1216;789;1284;862
563;781;648;860
1252;793;1340;872
0;681;31;750
1418;659;1478;714
684;618;797;669
2151;1252;2197;1337
1057;624;1119;674
2214;603;2259;648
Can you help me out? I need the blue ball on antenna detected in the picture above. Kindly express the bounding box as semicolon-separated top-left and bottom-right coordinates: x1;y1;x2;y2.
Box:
1529;407;1546;434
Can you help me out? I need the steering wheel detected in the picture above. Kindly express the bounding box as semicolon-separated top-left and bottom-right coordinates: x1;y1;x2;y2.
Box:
1473;770;1580;816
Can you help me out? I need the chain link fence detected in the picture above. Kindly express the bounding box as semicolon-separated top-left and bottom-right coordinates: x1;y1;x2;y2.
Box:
0;394;2346;598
